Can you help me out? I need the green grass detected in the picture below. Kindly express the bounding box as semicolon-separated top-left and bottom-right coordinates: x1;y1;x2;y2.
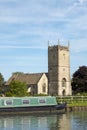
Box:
67;102;87;107
56;96;87;107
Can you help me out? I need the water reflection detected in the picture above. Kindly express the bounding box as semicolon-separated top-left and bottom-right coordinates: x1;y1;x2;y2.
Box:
70;111;87;130
0;111;87;130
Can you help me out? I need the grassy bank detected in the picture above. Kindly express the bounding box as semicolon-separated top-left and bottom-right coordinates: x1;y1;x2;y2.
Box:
56;96;87;107
67;102;87;107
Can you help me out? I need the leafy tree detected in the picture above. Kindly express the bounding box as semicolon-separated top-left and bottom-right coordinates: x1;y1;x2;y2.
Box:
72;66;87;94
0;73;4;94
5;80;28;97
12;72;24;75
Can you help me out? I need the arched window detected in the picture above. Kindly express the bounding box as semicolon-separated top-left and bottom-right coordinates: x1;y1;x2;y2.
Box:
62;78;66;87
62;90;65;96
42;83;46;92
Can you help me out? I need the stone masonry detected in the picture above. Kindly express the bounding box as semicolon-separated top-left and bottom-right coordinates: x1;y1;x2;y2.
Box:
48;42;72;96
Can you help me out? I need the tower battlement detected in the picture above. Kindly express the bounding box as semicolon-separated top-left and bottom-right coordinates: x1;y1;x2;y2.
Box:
48;44;69;51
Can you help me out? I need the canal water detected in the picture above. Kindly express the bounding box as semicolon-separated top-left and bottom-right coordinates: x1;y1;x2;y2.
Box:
0;111;87;130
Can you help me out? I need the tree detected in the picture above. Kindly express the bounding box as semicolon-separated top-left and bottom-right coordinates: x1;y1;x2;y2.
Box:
5;80;28;97
0;73;4;94
12;72;24;75
72;66;87;94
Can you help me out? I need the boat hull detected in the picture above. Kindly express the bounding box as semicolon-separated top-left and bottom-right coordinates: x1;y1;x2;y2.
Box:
0;104;66;115
0;96;66;115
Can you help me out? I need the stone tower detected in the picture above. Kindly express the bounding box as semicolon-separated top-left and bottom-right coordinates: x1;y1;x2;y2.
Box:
48;41;72;96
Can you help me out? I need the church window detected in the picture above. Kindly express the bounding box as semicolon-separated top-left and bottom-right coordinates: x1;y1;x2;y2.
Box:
50;68;52;70
63;68;65;71
62;90;66;96
63;54;65;60
42;83;46;92
62;78;66;87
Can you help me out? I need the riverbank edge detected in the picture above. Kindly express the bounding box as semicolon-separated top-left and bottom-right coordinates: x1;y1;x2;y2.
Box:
66;106;87;111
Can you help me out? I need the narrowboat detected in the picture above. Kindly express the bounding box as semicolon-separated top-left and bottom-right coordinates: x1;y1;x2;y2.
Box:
0;96;66;115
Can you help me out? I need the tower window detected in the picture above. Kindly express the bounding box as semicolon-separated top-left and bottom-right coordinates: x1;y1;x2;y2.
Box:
63;68;65;71
63;54;65;60
62;78;66;87
50;68;52;70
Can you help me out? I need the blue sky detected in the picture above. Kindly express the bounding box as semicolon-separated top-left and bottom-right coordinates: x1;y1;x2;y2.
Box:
0;0;87;80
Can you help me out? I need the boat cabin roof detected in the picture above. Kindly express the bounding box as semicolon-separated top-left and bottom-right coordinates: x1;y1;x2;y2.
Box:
0;96;57;107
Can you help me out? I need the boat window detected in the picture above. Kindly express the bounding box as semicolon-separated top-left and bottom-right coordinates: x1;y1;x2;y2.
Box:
39;99;46;104
5;100;13;105
22;99;29;104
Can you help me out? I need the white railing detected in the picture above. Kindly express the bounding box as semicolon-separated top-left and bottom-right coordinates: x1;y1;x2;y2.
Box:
56;96;87;103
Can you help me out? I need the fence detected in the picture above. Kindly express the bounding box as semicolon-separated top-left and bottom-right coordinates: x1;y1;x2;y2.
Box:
56;96;87;104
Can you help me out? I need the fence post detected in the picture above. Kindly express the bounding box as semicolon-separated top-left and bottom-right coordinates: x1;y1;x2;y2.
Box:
71;96;73;103
82;96;83;103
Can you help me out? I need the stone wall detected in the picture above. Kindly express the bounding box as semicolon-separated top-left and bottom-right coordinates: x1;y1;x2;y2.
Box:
48;44;72;96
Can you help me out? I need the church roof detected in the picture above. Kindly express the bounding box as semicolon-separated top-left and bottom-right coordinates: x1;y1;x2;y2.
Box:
6;72;48;85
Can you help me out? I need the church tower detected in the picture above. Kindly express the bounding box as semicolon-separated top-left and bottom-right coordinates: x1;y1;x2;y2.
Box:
48;41;72;96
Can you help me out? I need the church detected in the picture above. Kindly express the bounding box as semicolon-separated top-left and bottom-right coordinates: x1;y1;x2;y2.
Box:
6;41;72;96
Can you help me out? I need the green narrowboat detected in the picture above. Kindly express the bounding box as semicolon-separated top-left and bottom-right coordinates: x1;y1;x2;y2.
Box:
0;96;66;115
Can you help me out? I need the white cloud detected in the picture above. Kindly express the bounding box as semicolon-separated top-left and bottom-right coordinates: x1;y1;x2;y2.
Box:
78;0;86;4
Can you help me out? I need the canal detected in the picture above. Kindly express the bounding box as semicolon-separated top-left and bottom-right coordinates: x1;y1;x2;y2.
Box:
0;111;87;130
